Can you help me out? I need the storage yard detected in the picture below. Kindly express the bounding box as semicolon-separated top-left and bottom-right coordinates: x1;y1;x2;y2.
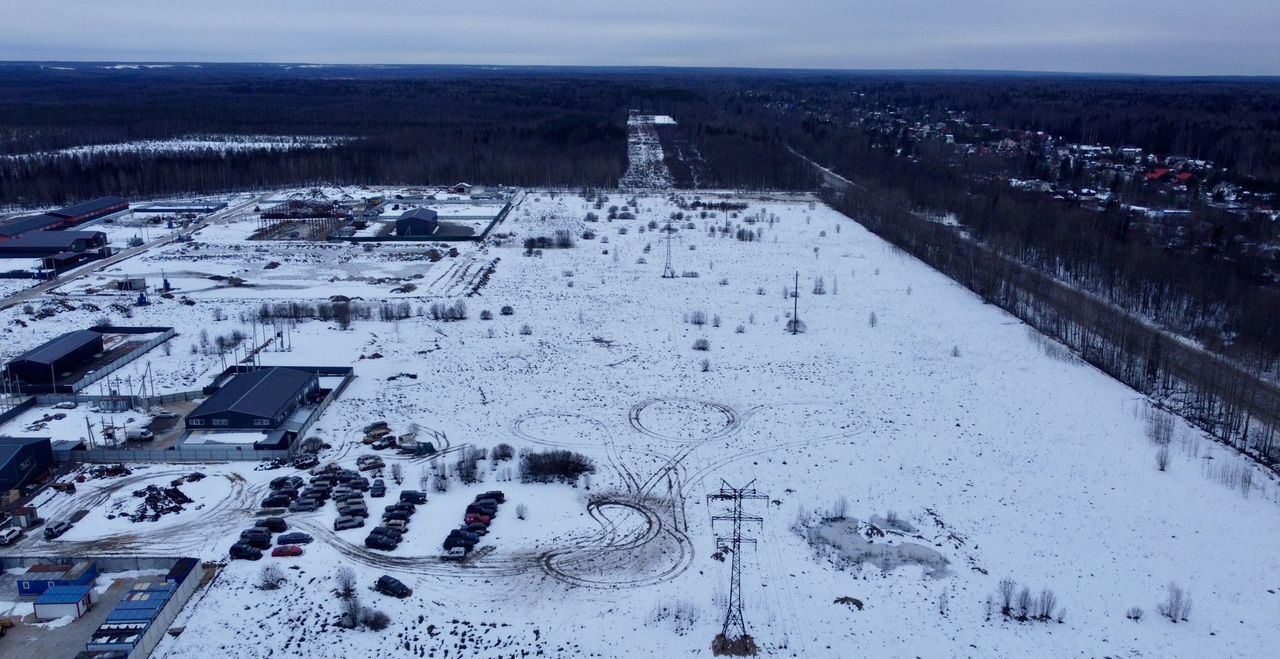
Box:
0;182;1276;659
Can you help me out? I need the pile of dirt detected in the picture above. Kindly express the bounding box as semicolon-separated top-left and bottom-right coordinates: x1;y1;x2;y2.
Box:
108;484;195;522
711;634;758;656
170;472;206;487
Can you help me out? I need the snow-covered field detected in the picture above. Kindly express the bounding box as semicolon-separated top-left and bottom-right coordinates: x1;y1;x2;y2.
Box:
2;188;1278;658
2;135;349;161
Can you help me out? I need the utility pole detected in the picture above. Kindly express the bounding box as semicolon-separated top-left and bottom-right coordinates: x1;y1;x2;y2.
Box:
661;222;678;279
707;479;768;653
787;271;804;335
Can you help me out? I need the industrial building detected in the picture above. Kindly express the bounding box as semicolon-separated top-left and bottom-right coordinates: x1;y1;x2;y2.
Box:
48;196;129;225
0;436;54;494
0;214;65;241
82;558;202;658
3;329;105;386
17;561;98;596
186;367;320;430
395;208;440;237
0;230;108;259
34;584;95;621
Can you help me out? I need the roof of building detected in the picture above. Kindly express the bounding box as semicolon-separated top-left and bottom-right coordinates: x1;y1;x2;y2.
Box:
0;214;63;237
0;231;106;249
49;196;127;219
399;208;439;221
0;437;53;463
8;330;102;366
189;367;317;421
23;563;73;576
36;584;93;604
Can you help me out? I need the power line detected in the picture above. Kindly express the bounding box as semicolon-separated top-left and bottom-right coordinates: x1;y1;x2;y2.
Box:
707;479;768;649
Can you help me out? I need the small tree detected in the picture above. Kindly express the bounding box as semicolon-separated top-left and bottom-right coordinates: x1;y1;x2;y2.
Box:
693;338;710;351
1155;445;1170;471
519;324;533;335
868;312;877;327
500;305;515;316
997;578;1016;617
516;503;528;519
700;358;711;372
480;309;494;320
335;567;356;600
391;462;404;485
1158;583;1191;623
1016;586;1033;621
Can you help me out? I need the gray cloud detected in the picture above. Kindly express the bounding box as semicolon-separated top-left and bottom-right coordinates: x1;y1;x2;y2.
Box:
0;0;1276;75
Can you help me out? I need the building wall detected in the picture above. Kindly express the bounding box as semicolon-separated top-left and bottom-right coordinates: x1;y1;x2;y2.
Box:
0;438;54;492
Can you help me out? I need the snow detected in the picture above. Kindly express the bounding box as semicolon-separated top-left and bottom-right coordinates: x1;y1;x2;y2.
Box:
1;187;1277;658
2;135;351;161
620;115;675;189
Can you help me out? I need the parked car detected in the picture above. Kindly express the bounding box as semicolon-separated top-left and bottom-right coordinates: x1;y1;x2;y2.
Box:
258;517;288;533
229;543;263;560
382;510;411;523
337;505;368;518
239;534;271;550
466;503;498;517
399;490;428;504
293;454;319;469
371;438;394;451
276;532;313;545
53;401;78;410
348;479;370;492
475;491;506;504
374;575;412;598
43;521;73;540
464;513;491;526
370;525;404;540
271;545;304;557
442;535;476;550
125;429;154;441
334;516;364;531
288;499;320;513
441;546;468;561
385;502;416;514
262;494;292;508
365;534;398;551
385;519;409;532
270;476;304;491
0;528;23;546
448;529;480;543
152;409;178;419
369;484;386;498
362;421;389;434
464;523;488;536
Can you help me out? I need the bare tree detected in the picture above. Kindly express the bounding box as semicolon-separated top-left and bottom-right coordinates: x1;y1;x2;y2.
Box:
1155;445;1171;471
1016;586;1033;621
998;578;1017;617
1158;583;1192;623
390;462;404;485
258;564;286;590
335;567;356;600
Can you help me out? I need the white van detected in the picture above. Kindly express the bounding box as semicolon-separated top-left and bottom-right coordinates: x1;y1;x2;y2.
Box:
126;429;154;441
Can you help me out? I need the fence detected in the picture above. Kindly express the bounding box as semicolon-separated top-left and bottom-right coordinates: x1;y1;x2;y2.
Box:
0;396;35;425
74;328;177;393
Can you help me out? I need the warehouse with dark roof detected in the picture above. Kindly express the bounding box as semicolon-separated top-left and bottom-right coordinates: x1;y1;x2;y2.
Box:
48;196;129;225
395;208;439;237
186;367;320;430
0;214;64;241
0;436;54;494
0;230;107;258
3;330;105;385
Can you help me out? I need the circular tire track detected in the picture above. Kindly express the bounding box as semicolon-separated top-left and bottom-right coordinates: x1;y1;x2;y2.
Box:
537;497;693;589
628;397;742;443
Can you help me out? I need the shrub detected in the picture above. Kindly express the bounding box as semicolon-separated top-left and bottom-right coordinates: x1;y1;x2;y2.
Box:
520;449;596;483
360;607;391;631
258;564;286;590
500;305;514;316
700;358;711;372
1125;606;1144;621
689;310;708;326
693;338;710;351
519;324;533;336
1158;583;1191;623
335;567;356;600
492;443;515;461
480;309;494;320
516;503;528;519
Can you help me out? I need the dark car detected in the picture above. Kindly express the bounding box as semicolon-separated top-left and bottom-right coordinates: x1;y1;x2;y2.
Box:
365;534;399;551
374;575;412;598
229;543;263;560
448;528;480;542
239;534;271;550
271;488;300;501
475;490;506;504
442;535;477;550
277;532;313;545
258;517;288;533
399;490;428;504
348;479;370;492
464;513;491;526
385;502;415;514
370;526;404;540
464;523;488;536
261;494;292;508
363;421;389;434
293;454;319;470
466;503;498;517
382;510;411;523
370;484;386;498
338;506;369;519
270;476;304;491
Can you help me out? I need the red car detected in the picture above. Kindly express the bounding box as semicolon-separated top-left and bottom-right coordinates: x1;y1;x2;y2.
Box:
464;513;490;526
271;545;304;557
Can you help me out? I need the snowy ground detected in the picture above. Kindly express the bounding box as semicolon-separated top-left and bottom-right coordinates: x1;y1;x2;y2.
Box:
1;188;1278;658
619;115;675;190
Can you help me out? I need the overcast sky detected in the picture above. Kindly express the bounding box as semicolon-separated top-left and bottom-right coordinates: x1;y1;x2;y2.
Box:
1;0;1277;75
